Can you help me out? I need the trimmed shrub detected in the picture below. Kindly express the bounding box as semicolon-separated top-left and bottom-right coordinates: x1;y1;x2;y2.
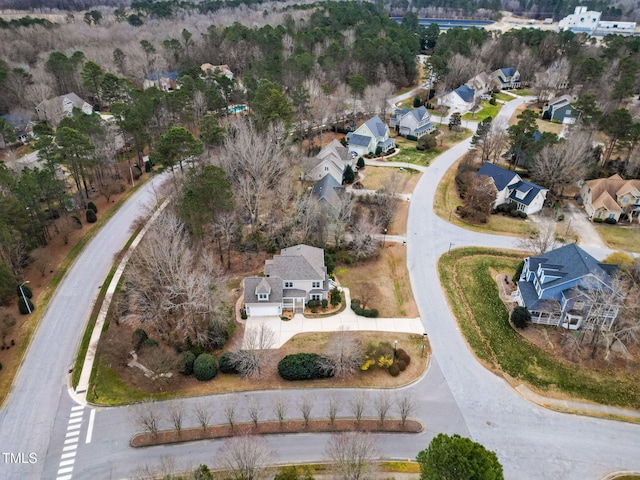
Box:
511;306;531;329
509;209;520;217
375;146;383;155
330;287;341;306
396;360;407;371
604;217;617;224
241;311;248;320
17;297;34;315
321;299;328;308
193;353;217;381
405;134;418;141
356;157;365;169
278;353;334;381
132;328;148;350
396;349;411;365
142;338;158;348
519;211;528;219
86;209;97;223
413;95;422;108
218;352;239;374
87;201;98;213
389;364;400;376
593;217;604;223
183;336;204;357
416;145;426;151
179;351;196;375
16;283;32;299
351;299;361;309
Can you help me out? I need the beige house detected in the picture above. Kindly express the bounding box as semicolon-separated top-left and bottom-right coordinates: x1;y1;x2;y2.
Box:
35;93;93;126
581;174;640;222
200;63;234;80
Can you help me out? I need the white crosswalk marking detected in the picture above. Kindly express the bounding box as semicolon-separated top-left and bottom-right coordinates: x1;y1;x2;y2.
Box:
56;404;85;479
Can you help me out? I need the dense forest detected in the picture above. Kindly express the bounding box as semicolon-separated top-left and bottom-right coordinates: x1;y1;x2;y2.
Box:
0;0;639;21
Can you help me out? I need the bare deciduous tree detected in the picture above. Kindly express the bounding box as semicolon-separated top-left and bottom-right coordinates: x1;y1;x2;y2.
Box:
323;327;364;378
350;392;367;424
271;395;287;429
374;392;392;425
167;401;183;437
327;393;339;425
324;432;380;480
529;132;594;199
232;323;277;378
223;398;237;430
518;221;557;255
194;402;211;432
218;120;290;229
216;436;275;480
247;396;262;428
134;400;160;438
299;395;313;427
395;392;416;427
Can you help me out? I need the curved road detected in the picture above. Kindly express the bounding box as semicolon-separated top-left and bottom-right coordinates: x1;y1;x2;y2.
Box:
2;97;640;479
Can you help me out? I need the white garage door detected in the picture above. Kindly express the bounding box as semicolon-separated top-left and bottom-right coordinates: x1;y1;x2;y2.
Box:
248;305;280;316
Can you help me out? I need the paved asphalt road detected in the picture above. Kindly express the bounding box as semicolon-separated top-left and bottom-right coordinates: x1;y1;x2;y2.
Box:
2;96;640;479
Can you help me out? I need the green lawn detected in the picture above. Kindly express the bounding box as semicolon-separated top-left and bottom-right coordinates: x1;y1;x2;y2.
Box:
433;162;533;237
462;101;502;122
439;248;640;410
595;224;640;253
392;128;472;167
512;88;534;97
494;92;514;102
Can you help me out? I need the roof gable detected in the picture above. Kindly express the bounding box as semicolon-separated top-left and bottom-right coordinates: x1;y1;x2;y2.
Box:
476;162;519;191
454;85;475;103
363;115;388;138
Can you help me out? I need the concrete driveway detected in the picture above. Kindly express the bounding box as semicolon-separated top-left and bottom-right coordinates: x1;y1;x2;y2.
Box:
563;201;607;249
244;287;424;348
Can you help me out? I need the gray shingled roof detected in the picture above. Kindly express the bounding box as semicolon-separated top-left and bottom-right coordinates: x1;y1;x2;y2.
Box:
348;133;371;147
527;243;617;291
454;85;475;103
265;244;326;281
312;174;346;210
243;277;283;304
363;115;388;137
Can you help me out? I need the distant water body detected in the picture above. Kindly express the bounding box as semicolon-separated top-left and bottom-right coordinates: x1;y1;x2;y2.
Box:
390;17;494;29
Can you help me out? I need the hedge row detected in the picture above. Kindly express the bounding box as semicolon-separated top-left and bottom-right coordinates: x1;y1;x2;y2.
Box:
350;299;378;318
278;353;334;381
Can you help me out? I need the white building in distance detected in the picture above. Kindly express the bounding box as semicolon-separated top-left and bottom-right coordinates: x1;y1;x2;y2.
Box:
558;6;636;36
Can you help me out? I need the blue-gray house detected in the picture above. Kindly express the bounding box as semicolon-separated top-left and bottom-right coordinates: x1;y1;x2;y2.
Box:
542;95;576;123
513;244;622;330
439;85;476;113
476;162;547;215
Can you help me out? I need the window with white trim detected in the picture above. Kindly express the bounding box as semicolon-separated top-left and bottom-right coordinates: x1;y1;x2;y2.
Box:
310;294;321;301
258;293;268;301
284;281;293;288
312;281;321;288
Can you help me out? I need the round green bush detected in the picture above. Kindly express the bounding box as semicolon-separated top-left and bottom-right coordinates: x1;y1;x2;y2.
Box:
132;328;148;350
511;306;531;329
389;364;400;376
17;297;34;314
86;209;97;223
87;201;98;213
179;351;196;375
218;352;239;374
396;360;407;371
193;353;217;381
278;353;334;381
16;284;33;299
519;211;528;219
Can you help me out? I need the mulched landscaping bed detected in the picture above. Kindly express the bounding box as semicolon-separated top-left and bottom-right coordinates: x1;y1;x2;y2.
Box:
131;418;423;447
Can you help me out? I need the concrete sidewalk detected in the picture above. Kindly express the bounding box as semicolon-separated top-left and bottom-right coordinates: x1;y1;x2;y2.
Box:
243;287;424;348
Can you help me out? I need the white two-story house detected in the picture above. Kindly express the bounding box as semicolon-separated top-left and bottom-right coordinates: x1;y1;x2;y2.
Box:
389;106;436;139
243;244;330;316
346;115;395;156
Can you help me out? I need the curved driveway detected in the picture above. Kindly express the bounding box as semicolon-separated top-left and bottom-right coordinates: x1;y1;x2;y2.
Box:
2;98;640;479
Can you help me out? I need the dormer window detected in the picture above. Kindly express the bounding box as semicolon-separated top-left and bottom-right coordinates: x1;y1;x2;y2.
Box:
258;293;268;301
285;281;293;288
312;281;321;288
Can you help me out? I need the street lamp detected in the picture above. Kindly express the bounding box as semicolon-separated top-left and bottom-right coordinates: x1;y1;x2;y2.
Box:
383;228;387;247
19;281;31;314
448;242;454;253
